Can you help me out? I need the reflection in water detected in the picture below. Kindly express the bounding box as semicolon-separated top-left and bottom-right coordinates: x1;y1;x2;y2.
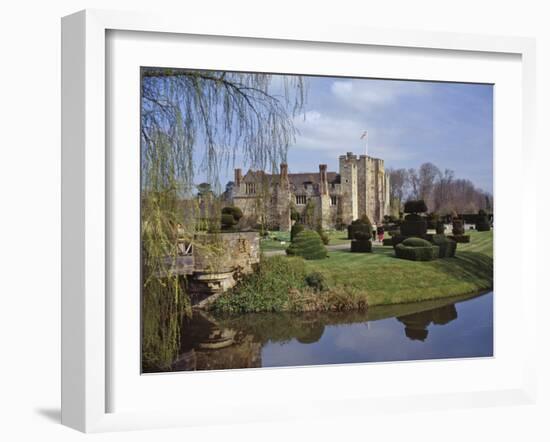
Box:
162;291;492;372
396;304;458;341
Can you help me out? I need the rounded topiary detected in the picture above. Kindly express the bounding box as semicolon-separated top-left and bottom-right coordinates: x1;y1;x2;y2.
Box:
291;223;305;241
221;213;236;230
286;230;327;260
402;237;432;247
222;206;243;222
404;200;428;214
435;221;445;234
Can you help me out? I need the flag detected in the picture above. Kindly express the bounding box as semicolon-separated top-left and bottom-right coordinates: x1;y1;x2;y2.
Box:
360;131;368;140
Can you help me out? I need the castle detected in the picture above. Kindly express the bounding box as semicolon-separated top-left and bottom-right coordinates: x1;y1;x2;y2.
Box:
231;152;391;231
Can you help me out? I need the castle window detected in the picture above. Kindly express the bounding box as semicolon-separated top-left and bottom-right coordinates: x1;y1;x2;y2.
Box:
296;195;307;205
330;195;338;206
245;183;256;194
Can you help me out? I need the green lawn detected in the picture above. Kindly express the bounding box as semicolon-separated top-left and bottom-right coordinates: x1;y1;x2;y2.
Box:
303;230;493;307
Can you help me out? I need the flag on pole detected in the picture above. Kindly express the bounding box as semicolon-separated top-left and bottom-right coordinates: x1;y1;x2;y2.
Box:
360;131;368;156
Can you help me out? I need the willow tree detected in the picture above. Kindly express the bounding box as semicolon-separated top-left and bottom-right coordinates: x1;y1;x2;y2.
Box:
140;68;306;370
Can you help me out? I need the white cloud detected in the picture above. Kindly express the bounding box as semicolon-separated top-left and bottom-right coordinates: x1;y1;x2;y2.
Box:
331;79;430;109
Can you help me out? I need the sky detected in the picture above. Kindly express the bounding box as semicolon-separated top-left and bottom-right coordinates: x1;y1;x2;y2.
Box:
285;76;493;193
177;73;494;194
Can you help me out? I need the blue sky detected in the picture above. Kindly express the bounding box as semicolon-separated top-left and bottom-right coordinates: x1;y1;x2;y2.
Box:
197;74;494;194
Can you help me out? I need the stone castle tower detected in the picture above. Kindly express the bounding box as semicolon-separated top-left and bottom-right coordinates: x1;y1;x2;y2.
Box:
231;151;390;231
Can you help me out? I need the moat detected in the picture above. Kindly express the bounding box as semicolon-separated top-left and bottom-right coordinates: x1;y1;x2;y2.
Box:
157;291;493;372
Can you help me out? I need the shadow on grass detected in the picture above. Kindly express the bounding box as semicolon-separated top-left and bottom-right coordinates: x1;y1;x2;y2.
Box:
435;251;493;284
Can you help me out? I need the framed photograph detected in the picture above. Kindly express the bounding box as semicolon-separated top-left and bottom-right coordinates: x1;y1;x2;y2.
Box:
61;9;537;432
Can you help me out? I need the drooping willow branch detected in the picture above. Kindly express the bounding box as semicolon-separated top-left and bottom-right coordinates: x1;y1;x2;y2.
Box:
141;68;307;192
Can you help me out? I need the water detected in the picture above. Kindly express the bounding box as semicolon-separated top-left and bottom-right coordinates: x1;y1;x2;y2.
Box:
169;291;493;371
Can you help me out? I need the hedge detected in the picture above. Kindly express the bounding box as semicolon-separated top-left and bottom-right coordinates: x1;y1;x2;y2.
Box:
395;243;439;261
382;238;393;246
286;230;328;260
431;234;457;258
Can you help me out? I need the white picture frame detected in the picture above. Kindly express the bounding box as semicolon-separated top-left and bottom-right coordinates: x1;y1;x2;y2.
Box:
61;9;537;433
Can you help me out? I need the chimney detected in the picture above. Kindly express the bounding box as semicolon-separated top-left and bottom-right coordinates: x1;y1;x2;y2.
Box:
319;164;328;195
234;168;242;187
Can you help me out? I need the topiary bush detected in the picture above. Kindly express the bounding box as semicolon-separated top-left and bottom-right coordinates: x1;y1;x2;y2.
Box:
220;206;243;231
290;223;305;241
452;218;465;235
395;241;439;261
402;237;432;247
350;231;372;253
400;213;427;237
436;221;445;234
221;213;237;231
404;200;428;214
347;214;373;240
430;234;457;258
426;212;439;230
476;209;491;231
316;225;330;245
286;230;328;260
382;238;393;246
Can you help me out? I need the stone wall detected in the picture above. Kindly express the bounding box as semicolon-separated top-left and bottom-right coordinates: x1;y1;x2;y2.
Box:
189;231;260;306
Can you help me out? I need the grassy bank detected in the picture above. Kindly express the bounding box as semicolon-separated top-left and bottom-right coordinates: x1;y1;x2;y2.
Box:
304;230;493;306
215;230;493;312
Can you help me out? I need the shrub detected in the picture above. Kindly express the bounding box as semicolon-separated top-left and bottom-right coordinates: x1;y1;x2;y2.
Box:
382;238;393;246
351;239;372;253
391;234;408;247
452;219;465;235
395;243;438;261
316;225;330;245
221;213;236;230
290;223;305;241
426;212;439;229
221;206;243;222
305;272;328;292
476;209;491;231
212;256;307;313
404;200;428;214
436;221;445;234
402;237;432;247
286;230;328;260
447;234;471;243
400;217;427;237
347;214;373;240
388;230;400;237
431;234;457;258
